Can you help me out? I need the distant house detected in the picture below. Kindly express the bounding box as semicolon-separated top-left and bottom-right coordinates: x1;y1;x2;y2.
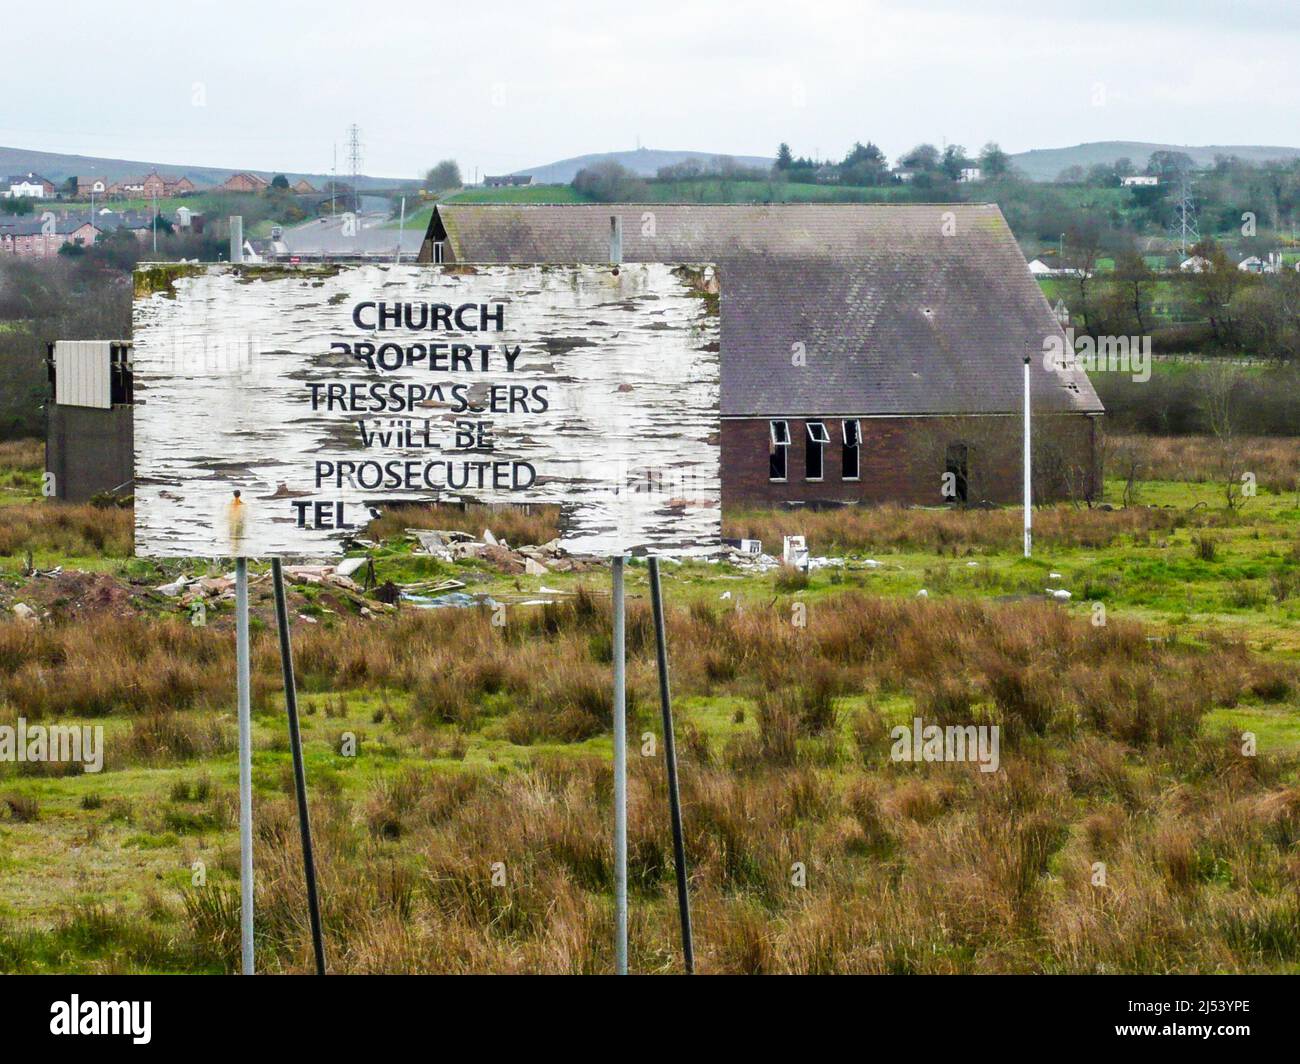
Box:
218;172;270;193
4;172;57;198
166;176;198;196
292;178;319;194
1122;175;1159;187
482;174;533;188
137;171;168;199
1236;251;1286;274
1028;257;1084;279
892;169;916;183
1179;255;1211;273
76;176;109;198
958;167;982;183
0;214;100;257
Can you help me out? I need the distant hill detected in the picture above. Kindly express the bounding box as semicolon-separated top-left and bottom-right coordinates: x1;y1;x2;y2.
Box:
1009;141;1300;181
516;148;774;184
0;145;408;191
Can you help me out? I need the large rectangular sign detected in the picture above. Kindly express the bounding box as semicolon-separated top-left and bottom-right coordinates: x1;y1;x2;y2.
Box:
132;263;720;558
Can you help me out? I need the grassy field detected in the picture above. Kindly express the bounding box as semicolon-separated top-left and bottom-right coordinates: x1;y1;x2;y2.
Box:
0;434;1297;973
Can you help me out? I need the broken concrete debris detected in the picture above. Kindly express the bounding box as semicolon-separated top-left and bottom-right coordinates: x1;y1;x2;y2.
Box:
406;528;585;573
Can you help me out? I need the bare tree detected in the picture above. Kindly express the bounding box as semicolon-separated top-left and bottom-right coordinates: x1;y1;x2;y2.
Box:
1202;361;1251;511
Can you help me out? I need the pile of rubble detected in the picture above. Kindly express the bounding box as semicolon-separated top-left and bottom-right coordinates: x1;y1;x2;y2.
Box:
407;528;593;575
152;556;394;620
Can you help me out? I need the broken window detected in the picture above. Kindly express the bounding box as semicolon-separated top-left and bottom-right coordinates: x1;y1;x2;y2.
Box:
842;419;860;480
769;420;789;480
806;421;829;480
944;442;969;503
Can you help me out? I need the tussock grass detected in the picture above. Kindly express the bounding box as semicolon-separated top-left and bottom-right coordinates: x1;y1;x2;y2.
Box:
1110;434;1300;493
0;439;43;472
725;503;1208;556
1;506;1298;971
0;501;133;556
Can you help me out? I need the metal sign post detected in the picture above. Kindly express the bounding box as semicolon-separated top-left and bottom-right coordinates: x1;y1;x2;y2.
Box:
270;559;327;975
229;219;256;976
612;556;628;975
1023;351;1032;558
608;215;629;975
234;558;254;975
648;557;694;973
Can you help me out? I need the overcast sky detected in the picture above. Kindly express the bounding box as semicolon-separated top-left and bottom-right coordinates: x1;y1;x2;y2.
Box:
4;0;1297;178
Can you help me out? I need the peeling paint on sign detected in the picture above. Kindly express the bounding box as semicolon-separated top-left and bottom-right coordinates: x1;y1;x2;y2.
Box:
133;263;721;558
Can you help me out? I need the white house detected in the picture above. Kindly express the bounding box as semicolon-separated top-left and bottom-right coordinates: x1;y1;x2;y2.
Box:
1179;255;1211;273
1122;175;1159;187
958;167;982;183
4;174;51;199
1028;257;1084;278
1238;255;1265;273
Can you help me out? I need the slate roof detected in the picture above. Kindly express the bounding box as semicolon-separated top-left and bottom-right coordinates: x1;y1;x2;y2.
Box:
0;209;156;238
421;203;1103;419
0;215;96;236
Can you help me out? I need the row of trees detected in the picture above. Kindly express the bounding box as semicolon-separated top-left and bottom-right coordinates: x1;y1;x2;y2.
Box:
772;140;1012;186
1057;229;1300;361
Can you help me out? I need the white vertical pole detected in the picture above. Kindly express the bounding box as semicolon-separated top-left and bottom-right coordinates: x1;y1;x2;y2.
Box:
230;215;244;264
1023;353;1032;558
609;213;627;975
395;196;406;264
235;557;254;974
612;556;627;975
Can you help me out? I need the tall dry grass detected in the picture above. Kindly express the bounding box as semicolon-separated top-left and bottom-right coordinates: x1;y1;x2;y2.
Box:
0;501;133;556
2;591;1298;972
1108;434;1300;493
0;439;42;472
725;504;1212;556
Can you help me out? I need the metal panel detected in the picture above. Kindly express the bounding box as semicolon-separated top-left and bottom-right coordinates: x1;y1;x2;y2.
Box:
132;263;721;559
54;340;113;409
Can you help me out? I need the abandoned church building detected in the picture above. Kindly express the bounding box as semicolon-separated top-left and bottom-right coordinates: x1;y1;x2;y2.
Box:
417;203;1103;507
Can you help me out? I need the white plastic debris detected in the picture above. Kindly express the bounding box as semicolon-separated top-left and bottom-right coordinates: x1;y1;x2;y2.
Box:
720;591;732;600
156;576;191;596
916;589;929;599
1049;571;1063;580
1046;588;1072;601
335;556;370;578
483;529;498;546
783;535;810;570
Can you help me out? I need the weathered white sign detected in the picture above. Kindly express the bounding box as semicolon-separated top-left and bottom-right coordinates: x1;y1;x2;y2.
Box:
133;263;720;558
